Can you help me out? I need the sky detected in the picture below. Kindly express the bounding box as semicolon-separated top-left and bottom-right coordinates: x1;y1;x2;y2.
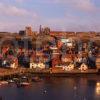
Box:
0;0;100;32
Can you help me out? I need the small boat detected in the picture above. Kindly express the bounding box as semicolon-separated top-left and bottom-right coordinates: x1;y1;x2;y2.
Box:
16;82;30;87
0;81;8;85
32;76;42;82
8;80;15;84
20;82;30;86
16;76;30;87
21;76;29;81
22;76;28;79
13;78;19;83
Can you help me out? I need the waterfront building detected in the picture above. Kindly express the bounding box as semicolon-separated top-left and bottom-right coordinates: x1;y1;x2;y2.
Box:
19;30;26;36
0;26;99;70
96;55;100;69
50;46;61;67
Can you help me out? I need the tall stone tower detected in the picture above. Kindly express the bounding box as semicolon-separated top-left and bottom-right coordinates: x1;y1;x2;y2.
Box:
25;27;33;36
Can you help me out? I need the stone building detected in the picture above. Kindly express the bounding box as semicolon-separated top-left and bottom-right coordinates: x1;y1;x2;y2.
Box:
25;27;33;36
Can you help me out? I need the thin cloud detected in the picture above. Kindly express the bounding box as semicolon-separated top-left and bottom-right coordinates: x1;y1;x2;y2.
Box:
0;2;28;16
42;0;98;12
0;2;37;17
68;0;97;12
15;0;32;3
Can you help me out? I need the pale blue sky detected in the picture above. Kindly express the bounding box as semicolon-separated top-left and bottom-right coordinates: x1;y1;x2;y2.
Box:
0;0;100;32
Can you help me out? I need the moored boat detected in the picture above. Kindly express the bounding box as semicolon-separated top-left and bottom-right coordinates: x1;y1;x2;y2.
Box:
0;81;8;85
16;81;30;87
20;82;30;86
8;80;15;84
32;76;42;82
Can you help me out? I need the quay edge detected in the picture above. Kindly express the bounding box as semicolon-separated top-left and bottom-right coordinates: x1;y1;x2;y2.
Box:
0;69;100;79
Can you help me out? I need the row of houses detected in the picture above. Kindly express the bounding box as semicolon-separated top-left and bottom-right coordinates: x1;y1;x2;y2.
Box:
0;26;99;70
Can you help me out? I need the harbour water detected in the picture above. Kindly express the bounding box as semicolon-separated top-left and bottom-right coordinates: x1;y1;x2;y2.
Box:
0;76;100;100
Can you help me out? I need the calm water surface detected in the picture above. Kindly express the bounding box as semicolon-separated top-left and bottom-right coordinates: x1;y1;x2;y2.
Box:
0;76;100;100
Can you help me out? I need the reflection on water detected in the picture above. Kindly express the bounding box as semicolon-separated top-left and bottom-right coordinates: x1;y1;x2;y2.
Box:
95;82;100;96
0;76;100;100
